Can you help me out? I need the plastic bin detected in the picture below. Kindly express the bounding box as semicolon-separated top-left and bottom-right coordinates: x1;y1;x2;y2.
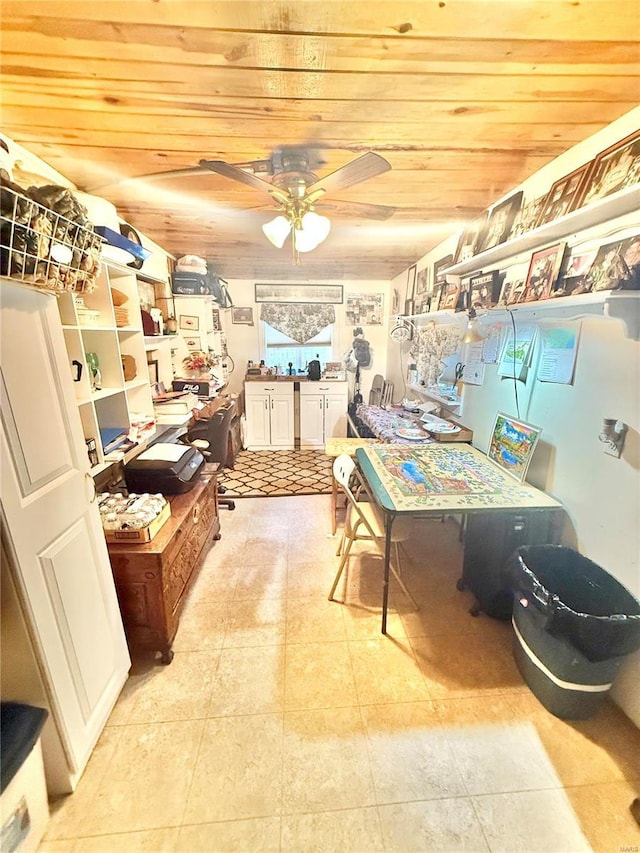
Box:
0;703;49;852
507;546;640;719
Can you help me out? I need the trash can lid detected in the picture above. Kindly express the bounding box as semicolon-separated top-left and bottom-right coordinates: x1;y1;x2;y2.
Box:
0;702;48;794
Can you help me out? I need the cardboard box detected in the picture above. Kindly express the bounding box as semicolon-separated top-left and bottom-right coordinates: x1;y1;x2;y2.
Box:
103;501;171;544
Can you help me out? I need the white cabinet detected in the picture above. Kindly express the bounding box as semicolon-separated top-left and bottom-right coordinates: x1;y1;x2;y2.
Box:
57;260;156;473
244;382;294;449
1;278;130;794
300;381;348;447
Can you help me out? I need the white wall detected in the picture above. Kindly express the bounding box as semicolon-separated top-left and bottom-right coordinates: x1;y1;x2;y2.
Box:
219;278;392;402
386;109;640;725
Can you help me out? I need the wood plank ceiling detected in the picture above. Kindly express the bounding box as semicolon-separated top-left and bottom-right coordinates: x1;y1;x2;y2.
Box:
1;1;639;281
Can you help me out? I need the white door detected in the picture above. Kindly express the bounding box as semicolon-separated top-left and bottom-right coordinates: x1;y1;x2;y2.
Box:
0;280;130;788
299;393;324;447
325;393;348;440
244;393;270;448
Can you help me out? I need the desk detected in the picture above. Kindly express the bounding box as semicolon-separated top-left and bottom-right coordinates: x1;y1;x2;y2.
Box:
355;443;562;634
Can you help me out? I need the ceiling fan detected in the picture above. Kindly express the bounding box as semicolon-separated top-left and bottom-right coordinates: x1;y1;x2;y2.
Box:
95;146;396;263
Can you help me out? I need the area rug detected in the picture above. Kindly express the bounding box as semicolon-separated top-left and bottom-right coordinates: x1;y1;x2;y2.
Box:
219;449;333;498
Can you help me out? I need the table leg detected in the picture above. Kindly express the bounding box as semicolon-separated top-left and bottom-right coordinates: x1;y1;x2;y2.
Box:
381;512;393;634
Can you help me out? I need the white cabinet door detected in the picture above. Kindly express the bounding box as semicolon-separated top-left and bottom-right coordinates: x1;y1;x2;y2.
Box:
244;393;270;447
325;393;348;440
299;393;324;447
0;280;130;791
270;394;294;447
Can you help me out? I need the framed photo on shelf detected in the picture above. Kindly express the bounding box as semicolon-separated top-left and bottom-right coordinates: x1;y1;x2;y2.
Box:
584;238;635;292
536;163;593;228
576;129;640;208
439;278;461;311
433;254;454;287
469;270;501;310
499;274;526;306
231;306;254;324
179;314;199;331
404;298;415;316
511;195;546;239
488;412;542;483
429;285;443;312
184;336;202;350
477;191;524;253
523;242;567;302
453;214;487;263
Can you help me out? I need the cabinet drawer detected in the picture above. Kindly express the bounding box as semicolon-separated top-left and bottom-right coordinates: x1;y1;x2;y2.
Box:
300;382;348;396
164;481;217;615
244;382;293;397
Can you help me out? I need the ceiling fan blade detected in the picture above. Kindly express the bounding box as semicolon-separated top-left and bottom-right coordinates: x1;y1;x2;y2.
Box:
199;159;288;202
305;152;391;198
87;164;209;192
314;200;396;221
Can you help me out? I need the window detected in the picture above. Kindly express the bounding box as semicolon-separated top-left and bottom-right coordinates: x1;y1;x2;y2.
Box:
262;322;333;373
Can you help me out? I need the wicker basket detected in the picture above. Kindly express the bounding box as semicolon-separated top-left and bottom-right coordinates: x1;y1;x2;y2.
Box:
0;184;103;293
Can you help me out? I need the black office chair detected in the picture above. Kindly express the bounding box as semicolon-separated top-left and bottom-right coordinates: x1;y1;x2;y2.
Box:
179;404;236;510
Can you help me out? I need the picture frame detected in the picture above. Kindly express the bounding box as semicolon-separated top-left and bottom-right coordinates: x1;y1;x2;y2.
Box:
555;249;597;296
429;284;443;312
510;195;545;239
254;283;343;303
535;163;593;228
499;274;526;306
438;278;461;311
404;298;415;316
406;264;417;301
488;412;542;483
211;307;220;331
345;293;384;325
179;314;199;331
433;254;454;287
415;267;430;296
231;306;254;324
523;242;567;302
584;238;635;292
469;270;501;310
453;213;487;263
477;191;524;253
576;129;640;209
147;358;159;385
184;335;201;350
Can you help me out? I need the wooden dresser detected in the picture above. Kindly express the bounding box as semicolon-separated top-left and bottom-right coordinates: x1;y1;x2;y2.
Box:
107;471;220;663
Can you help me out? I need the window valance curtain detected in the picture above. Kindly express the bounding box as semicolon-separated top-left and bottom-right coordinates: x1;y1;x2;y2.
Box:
259;303;335;344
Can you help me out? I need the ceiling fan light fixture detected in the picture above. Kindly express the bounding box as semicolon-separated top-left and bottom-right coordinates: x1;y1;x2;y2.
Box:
294;212;331;252
262;215;291;248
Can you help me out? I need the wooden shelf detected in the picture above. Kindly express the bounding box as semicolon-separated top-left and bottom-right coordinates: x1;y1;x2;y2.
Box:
445;185;640;277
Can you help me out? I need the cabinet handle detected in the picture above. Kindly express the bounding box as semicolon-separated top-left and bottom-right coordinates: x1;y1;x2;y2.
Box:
85;472;96;503
192;505;200;525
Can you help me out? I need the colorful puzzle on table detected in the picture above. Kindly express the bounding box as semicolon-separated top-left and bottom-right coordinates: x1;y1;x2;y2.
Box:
374;445;506;496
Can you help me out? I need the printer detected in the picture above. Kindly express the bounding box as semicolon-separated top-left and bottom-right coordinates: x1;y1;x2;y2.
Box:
124;443;205;495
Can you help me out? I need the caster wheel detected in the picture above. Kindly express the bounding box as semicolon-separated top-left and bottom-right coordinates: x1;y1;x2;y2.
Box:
160;649;174;665
456;578;465;592
214;533;222;540
469;603;481;618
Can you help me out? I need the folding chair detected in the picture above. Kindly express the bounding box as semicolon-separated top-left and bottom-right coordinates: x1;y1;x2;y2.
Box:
368;374;384;406
381;380;394;407
328;454;418;609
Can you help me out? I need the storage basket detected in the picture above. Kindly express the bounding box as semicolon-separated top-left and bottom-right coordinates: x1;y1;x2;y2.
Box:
0;183;103;293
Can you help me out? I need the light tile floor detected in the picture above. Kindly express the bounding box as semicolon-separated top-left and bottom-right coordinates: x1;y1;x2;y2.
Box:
41;495;640;852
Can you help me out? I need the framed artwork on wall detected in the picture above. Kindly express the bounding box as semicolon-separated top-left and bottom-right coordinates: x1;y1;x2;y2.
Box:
254;283;343;303
406;264;417;302
184;336;202;350
231;306;254;324
179;314;199;331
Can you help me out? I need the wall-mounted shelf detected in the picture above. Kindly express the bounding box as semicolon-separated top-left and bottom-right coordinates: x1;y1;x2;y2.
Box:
445;185;640;277
405;292;640;340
